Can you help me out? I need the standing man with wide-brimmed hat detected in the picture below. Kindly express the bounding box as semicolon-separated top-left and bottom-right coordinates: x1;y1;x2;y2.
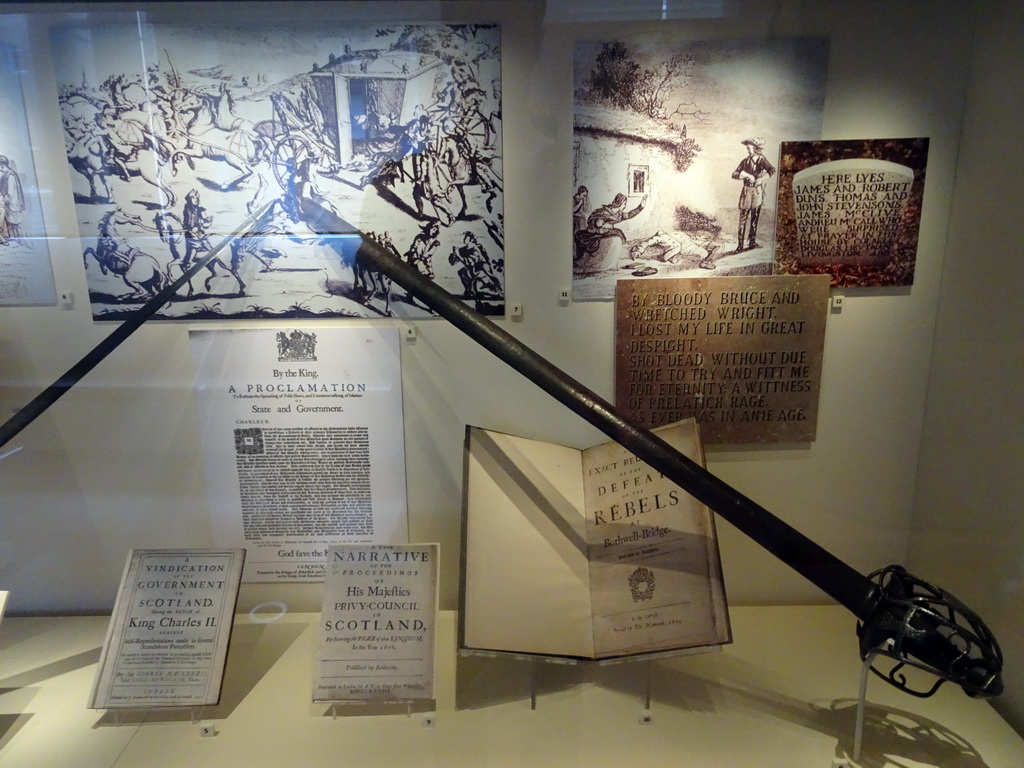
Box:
730;136;775;253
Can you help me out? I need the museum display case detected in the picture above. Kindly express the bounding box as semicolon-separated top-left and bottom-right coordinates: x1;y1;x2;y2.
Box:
1;1;1022;765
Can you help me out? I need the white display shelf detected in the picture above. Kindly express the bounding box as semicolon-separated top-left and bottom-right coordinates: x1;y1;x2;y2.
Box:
0;606;1020;767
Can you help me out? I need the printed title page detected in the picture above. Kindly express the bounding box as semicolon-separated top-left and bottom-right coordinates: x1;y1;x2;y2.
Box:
315;544;438;702
190;327;408;581
90;549;244;709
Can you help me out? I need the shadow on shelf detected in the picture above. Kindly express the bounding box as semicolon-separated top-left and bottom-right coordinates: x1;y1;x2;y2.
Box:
455;650;991;766
90;620;307;726
640;661;990;768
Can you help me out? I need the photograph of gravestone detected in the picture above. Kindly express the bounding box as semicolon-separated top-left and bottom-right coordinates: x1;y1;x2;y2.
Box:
51;22;503;320
774;138;929;286
571;37;828;300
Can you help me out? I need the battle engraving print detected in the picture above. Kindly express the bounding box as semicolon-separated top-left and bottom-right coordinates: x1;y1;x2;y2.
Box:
572;37;828;300
52;23;503;320
0;38;55;306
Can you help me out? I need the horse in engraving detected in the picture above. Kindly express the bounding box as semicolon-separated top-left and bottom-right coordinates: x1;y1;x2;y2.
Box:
83;208;168;300
61;92;177;206
167;86;266;192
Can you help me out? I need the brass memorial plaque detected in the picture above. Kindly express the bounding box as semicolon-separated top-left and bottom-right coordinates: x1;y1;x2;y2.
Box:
615;275;830;444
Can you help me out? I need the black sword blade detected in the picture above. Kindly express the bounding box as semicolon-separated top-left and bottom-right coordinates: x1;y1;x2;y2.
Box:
297;199;881;619
0;202;274;450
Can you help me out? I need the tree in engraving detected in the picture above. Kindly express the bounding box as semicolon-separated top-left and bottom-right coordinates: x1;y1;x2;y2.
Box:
579;42;706;123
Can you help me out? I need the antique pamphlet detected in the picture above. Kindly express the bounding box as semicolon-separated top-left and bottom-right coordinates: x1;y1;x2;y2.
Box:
189;326;408;582
460;420;729;660
90;549;245;709
314;544;438;702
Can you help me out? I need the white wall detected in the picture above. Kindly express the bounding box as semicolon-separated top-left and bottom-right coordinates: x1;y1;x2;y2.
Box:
910;0;1024;736
0;0;981;633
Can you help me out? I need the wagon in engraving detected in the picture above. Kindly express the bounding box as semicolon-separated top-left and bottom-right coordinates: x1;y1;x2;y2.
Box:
259;50;443;188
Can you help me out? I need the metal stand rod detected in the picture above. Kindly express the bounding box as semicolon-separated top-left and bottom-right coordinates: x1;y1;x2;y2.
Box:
530;659;538;711
854;650;877;763
644;659;652;710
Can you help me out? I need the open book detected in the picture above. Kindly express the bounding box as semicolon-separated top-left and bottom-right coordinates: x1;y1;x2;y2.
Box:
459;419;730;660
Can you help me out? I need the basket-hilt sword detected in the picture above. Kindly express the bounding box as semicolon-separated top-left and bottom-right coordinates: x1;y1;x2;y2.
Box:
298;199;1001;700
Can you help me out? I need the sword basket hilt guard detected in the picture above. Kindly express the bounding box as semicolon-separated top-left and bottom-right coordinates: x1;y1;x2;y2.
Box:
857;565;1003;698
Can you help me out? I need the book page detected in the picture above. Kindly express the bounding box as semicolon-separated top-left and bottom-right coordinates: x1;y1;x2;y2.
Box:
461;427;594;658
314;544;438;702
583;421;729;657
90;549;245;709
